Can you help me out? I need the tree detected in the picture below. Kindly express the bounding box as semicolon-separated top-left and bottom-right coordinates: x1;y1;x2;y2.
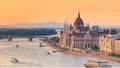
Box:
91;45;100;51
0;28;57;36
51;36;60;43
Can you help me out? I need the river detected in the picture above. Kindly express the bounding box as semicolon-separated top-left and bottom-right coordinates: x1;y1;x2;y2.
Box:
0;38;119;67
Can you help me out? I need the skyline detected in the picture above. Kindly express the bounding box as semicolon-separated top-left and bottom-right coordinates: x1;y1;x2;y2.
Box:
0;0;120;26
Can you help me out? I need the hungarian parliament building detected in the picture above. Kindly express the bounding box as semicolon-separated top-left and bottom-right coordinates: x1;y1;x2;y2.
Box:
58;12;118;51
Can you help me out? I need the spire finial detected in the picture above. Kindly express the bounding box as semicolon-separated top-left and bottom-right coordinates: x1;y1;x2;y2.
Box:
64;20;66;33
78;10;80;18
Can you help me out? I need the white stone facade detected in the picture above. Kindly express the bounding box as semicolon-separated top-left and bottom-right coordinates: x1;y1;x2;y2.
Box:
100;34;120;54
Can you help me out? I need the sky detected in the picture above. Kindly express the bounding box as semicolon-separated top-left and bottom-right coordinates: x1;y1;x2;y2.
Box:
0;0;120;26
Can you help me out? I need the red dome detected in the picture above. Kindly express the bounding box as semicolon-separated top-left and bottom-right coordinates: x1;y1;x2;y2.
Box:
74;17;84;26
74;12;84;27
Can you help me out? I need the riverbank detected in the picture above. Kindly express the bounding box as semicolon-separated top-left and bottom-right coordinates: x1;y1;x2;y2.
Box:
45;39;120;62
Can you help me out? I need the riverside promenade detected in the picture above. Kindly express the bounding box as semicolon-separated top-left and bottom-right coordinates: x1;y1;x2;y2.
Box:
45;39;120;61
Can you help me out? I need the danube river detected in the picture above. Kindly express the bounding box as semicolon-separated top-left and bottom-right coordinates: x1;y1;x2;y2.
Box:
0;38;120;67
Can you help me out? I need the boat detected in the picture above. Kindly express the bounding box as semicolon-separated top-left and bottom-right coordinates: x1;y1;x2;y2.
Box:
16;45;19;48
46;51;50;55
39;43;44;47
39;45;44;47
11;58;19;63
52;50;57;53
84;60;112;68
117;60;120;62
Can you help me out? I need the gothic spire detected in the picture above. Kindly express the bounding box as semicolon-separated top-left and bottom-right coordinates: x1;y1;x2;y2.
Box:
78;10;80;18
64;20;66;33
66;20;69;31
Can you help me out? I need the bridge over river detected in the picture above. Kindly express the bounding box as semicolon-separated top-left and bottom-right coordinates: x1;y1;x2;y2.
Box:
0;35;49;41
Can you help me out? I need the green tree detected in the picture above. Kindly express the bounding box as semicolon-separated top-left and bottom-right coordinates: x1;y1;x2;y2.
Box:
0;28;57;36
91;45;100;51
51;36;60;43
112;54;120;57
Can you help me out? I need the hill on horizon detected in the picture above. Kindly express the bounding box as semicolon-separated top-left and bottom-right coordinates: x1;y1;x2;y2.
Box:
0;22;64;28
1;22;120;29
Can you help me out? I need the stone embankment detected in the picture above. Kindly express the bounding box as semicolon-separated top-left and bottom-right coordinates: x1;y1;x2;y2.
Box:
45;39;120;61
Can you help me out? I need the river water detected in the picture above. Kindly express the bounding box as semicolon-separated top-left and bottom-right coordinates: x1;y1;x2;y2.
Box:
0;38;119;67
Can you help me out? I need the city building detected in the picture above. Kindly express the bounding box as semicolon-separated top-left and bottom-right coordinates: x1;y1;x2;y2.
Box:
58;12;99;51
100;35;114;54
114;39;120;54
100;31;120;54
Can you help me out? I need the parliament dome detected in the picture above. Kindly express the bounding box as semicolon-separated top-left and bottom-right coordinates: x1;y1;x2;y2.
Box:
74;12;84;28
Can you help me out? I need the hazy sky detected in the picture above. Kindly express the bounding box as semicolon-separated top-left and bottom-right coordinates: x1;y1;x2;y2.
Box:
0;0;120;26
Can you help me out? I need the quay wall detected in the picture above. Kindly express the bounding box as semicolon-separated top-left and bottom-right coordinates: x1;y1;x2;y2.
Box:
45;39;120;61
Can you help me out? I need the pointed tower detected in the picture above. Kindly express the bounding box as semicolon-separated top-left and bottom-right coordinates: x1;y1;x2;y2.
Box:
64;20;66;34
66;20;69;32
62;20;70;48
66;20;69;47
78;10;80;18
74;11;84;28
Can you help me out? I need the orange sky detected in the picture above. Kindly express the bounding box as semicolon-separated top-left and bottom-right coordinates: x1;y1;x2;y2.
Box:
0;0;120;26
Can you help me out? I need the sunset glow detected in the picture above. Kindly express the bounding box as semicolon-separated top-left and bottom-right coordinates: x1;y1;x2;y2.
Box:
0;0;120;26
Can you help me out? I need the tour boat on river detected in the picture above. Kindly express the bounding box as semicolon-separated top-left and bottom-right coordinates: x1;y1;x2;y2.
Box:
84;60;112;68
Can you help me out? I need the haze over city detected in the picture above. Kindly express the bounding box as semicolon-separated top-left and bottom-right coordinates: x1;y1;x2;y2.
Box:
1;0;120;67
0;0;120;26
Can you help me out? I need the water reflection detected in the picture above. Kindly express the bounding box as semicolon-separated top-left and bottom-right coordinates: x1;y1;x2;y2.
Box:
0;38;119;67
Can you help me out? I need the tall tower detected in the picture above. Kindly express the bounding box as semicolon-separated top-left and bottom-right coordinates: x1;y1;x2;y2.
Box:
64;21;67;34
74;11;84;29
63;20;69;34
66;20;69;33
66;20;69;46
62;20;70;48
78;10;80;18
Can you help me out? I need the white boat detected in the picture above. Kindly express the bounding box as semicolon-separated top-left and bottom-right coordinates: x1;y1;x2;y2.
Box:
117;60;120;62
46;51;50;55
52;50;57;53
84;59;112;68
11;58;19;63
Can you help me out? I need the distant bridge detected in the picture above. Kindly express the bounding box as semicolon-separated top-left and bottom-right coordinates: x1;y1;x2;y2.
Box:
0;35;48;41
